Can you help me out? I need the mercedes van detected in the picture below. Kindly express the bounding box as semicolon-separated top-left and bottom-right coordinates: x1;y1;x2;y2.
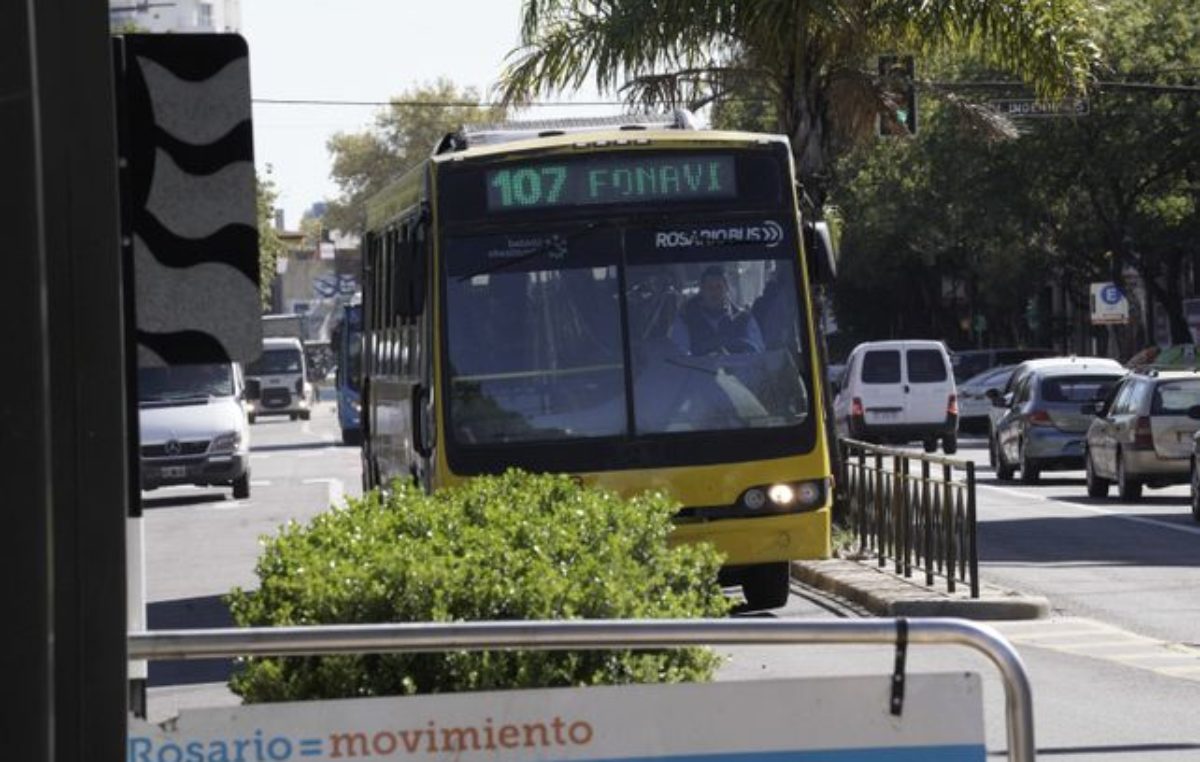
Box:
138;362;252;499
833;339;959;453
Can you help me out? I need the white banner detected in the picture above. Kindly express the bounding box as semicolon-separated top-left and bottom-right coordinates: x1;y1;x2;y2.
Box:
128;674;985;762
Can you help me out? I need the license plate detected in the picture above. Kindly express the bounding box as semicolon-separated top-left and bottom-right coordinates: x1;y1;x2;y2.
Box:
161;466;188;478
870;411;899;422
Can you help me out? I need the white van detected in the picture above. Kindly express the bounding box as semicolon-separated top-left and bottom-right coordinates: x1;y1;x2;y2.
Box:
244;337;312;422
833;340;959;453
138;362;252;499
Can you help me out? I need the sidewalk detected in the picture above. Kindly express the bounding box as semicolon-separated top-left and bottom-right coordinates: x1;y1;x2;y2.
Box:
791;558;1050;620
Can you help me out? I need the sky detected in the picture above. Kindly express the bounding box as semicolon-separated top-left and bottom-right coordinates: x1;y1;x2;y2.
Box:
242;0;625;229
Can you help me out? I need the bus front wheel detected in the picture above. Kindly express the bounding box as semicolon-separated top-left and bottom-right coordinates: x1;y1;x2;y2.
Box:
741;562;791;610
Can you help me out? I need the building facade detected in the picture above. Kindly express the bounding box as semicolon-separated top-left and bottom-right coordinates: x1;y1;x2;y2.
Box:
109;0;241;34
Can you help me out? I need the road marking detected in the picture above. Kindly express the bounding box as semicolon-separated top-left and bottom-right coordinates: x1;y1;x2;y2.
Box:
250;480;271;487
978;483;1200;538
303;478;345;508
200;500;247;511
995;617;1200;683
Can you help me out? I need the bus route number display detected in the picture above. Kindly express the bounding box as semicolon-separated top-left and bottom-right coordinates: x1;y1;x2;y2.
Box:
487;155;736;211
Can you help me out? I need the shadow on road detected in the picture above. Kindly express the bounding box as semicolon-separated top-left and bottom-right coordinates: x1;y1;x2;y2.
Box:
250;440;339;453
146;595;237;687
141;492;230;509
979;512;1200;567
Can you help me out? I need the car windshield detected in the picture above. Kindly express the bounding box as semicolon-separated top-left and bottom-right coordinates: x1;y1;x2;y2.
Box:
138;364;234;402
442;224;810;445
247;348;302;376
1151;380;1200;415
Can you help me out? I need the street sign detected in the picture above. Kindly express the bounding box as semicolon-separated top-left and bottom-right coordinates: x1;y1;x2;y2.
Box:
113;34;262;366
1090;281;1130;325
129;675;986;762
988;98;1089;118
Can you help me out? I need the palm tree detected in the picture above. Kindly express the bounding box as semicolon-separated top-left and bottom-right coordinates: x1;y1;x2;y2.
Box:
499;0;1099;204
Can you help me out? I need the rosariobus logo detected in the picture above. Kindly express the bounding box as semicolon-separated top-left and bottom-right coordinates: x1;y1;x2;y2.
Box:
654;221;783;249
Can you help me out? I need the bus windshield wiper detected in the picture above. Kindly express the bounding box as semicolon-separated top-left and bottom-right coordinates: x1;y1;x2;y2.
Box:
456;221;605;282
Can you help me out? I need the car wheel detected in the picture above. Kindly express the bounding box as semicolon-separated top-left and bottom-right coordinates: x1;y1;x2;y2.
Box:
1117;452;1142;501
1019;443;1040;484
741;562;791;610
232;472;250;500
923;437;938;453
247;413;256;424
289;412;298;421
942;433;958;455
988;435;999;469
1191;458;1200;522
300;410;311;421
1085;451;1109;498
341;428;362;447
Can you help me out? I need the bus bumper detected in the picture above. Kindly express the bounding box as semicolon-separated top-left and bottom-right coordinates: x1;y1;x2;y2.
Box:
671;507;831;566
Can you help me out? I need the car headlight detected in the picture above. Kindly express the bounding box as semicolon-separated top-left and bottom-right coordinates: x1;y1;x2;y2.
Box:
211;430;242;453
351;400;362;412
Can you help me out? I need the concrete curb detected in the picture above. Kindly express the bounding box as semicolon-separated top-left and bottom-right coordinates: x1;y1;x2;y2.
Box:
791;558;1050;620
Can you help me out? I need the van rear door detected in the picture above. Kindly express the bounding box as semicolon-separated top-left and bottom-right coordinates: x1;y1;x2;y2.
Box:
859;347;907;428
904;344;953;426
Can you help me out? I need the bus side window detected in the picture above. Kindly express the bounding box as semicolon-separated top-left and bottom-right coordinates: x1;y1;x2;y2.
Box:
394;218;427;321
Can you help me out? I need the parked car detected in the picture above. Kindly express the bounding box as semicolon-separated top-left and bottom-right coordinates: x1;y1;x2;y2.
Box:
950;347;1055;383
958;364;1015;433
244;336;313;422
1084;370;1200;501
992;362;1126;482
833;339;959;453
138;362;251;499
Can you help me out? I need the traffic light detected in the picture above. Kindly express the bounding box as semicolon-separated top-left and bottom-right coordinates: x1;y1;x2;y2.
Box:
877;54;917;136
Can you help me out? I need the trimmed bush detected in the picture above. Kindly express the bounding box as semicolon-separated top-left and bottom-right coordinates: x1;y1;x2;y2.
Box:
227;470;729;701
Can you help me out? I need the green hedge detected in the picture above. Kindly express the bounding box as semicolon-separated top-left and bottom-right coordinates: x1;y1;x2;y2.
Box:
227;470;729;701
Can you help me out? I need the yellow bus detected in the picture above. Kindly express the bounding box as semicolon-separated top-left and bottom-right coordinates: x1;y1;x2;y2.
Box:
359;113;832;608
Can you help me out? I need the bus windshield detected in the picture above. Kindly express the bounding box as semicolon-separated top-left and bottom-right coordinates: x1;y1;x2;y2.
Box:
443;222;810;446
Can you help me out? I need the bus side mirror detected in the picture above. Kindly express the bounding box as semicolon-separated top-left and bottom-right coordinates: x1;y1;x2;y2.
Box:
803;220;838;285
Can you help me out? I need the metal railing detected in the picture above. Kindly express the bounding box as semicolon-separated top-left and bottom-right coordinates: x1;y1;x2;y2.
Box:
129;617;1034;761
839;438;979;598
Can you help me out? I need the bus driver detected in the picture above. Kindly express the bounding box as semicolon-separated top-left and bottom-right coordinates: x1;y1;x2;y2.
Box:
668;265;765;356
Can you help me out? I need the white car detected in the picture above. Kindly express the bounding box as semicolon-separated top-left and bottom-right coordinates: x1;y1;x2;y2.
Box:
138;362;251;499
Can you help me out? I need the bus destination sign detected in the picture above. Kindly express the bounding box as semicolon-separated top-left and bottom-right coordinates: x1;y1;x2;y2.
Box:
486;155;736;211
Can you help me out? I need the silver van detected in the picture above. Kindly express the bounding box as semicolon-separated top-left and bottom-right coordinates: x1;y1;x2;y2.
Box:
138;362;251;499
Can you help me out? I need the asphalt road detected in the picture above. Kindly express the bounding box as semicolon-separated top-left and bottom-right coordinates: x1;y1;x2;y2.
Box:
137;417;1200;760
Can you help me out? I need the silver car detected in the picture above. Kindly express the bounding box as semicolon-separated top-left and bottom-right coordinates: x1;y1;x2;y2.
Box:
1085;371;1200;501
958;364;1014;433
993;365;1126;482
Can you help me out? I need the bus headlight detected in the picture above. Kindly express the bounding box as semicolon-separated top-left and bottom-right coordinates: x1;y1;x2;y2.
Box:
768;484;796;506
742;488;767;510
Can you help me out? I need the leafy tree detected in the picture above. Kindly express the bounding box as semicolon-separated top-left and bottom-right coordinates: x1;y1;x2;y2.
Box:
325;80;506;232
499;0;1099;204
1017;0;1200;345
256;170;287;309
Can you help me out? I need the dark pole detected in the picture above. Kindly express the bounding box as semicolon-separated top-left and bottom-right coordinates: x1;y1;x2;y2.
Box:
3;1;54;758
4;0;131;760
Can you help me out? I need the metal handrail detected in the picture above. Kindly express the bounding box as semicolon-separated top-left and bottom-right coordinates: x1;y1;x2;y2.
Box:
129;617;1034;761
